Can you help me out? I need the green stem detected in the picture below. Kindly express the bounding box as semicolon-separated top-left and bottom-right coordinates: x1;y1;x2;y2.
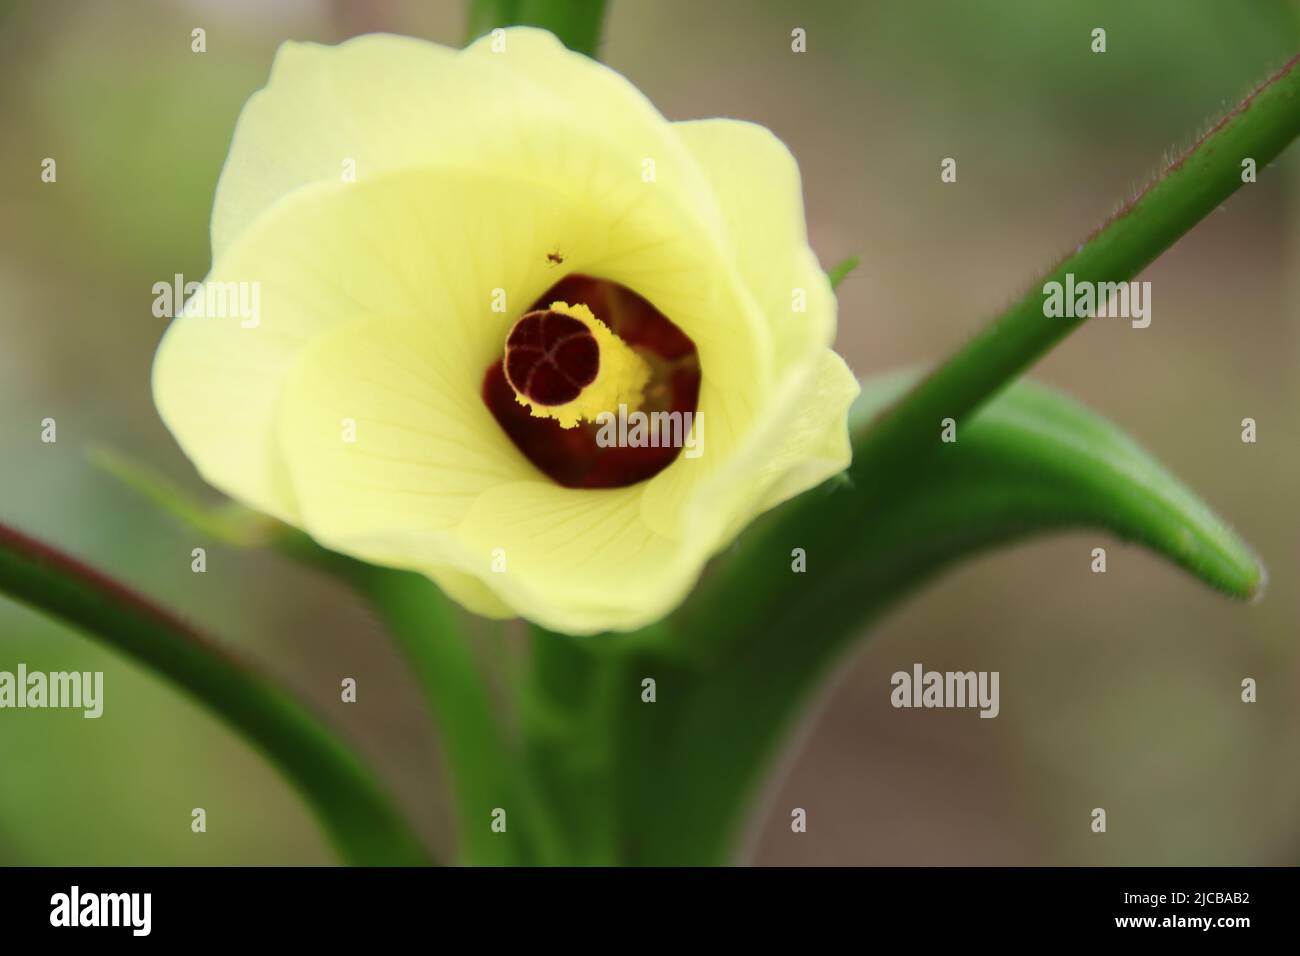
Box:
517;626;627;864
0;523;431;866
92;447;520;864
320;555;522;866
853;53;1300;485
466;0;609;56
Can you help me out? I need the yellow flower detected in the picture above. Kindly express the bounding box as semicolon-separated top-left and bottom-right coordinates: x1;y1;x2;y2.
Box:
152;28;859;635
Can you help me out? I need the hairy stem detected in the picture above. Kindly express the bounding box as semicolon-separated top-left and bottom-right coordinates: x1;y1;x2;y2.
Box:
852;53;1300;484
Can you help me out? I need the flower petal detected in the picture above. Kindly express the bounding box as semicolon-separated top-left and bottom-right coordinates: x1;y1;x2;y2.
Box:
277;313;523;538
213;29;724;257
672;119;835;369
453;482;690;634
156;165;559;519
639;119;858;543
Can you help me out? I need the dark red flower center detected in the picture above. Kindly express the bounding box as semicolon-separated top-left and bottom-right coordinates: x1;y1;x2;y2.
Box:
483;274;701;489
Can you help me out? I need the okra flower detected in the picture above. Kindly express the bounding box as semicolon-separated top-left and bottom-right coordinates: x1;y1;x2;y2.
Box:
152;28;858;634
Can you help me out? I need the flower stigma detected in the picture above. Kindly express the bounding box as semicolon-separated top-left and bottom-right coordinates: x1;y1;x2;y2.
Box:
504;301;650;429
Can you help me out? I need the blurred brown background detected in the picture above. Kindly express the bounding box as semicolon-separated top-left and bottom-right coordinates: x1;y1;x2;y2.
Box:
0;0;1297;864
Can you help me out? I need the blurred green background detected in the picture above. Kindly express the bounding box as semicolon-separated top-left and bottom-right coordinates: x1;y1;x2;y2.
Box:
1;0;1298;864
